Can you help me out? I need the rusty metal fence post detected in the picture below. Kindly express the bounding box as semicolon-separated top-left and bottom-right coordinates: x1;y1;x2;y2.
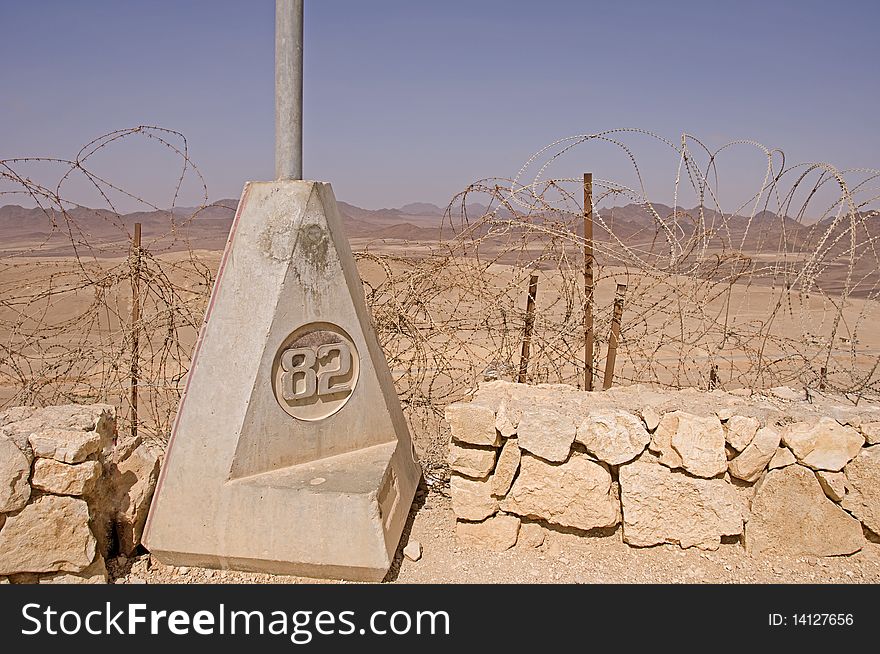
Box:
130;222;141;438
583;172;595;391
518;274;539;384
602;282;627;390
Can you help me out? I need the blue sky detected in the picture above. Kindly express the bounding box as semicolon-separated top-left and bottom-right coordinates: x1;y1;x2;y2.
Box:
1;0;877;210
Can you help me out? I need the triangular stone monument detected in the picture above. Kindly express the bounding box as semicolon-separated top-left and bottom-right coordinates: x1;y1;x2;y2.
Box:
143;181;421;581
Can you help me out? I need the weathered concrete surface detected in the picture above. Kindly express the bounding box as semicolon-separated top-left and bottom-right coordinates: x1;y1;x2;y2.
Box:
619;456;743;550
745;465;864;557
144;181;420;581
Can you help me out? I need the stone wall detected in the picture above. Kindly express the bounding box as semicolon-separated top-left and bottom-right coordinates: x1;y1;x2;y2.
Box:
0;405;160;583
446;382;880;555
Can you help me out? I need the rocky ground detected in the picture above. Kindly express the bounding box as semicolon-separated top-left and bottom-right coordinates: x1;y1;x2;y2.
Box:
111;488;880;585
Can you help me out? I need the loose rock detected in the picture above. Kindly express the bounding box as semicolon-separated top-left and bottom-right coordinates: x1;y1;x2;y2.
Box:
517;522;546;548
860;421;880;445
649;413;684;468
29;428;102;464
768;447;796;470
669;412;727;478
495;401;521;438
105;441;161;555
815;470;849;503
403;540;422;561
456;514;520;552
639;407;661;432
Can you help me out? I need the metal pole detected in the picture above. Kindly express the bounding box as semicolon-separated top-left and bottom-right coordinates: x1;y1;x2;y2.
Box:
583;173;594;390
518;274;540;384
275;0;303;180
130;222;141;438
602;283;627;391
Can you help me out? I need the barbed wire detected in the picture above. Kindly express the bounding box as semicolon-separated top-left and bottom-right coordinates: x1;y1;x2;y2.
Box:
2;127;878;470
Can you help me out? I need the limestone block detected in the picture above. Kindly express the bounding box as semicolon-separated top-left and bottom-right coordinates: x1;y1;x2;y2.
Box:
448;442;497;479
456;514;521;552
724;416;760;451
31;459;101;496
516;405;576;463
0;435;30;513
106;441;161;556
745;465;864;557
669;413;727;478
860;421;880;445
768;447;796;470
649;412;683;468
2;405;114;459
815;470;848;503
517;522;546;548
495;400;521;439
491;437;521;497
450;474;498;521
445;401;500;447
840;445;880;535
0;495;96;574
639;407;661;432
575;410;650;465
501;452;619;531
619;457;743;550
40;556;108;584
728;426;781;483
781;418;864;471
29;429;102;464
402;541;422;562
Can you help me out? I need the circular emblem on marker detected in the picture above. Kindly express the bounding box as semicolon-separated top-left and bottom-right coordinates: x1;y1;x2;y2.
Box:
272;322;360;421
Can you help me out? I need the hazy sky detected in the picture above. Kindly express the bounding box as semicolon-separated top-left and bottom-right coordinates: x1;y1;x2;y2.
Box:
1;0;878;211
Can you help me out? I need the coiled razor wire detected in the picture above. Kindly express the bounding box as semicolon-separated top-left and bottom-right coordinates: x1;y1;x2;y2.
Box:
2;128;878;471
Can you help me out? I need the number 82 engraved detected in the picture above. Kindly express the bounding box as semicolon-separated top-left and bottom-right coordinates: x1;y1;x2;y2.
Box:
279;343;353;401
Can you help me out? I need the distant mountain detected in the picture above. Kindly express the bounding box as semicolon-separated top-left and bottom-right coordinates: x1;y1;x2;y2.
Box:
400;202;444;216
